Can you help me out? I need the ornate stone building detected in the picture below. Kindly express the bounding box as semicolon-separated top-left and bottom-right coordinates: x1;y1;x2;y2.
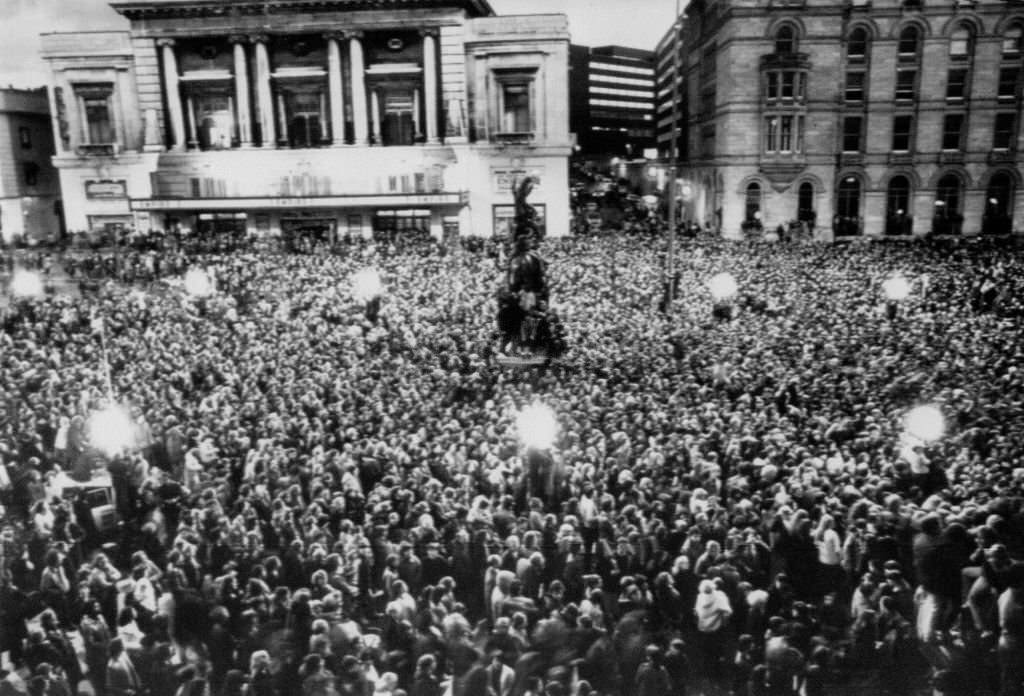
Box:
0;88;61;243
41;0;571;240
656;0;1023;238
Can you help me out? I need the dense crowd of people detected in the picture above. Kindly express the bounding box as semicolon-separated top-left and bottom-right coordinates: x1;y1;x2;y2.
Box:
1;230;1024;696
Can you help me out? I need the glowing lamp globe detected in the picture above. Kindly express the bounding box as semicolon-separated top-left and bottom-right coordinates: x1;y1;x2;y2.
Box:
184;268;214;297
516;403;558;450
905;405;945;444
352;269;383;303
883;275;911;302
88;405;134;457
708;272;738;302
10;270;43;298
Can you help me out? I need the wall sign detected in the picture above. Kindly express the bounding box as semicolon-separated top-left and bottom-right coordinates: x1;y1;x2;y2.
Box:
85;179;127;199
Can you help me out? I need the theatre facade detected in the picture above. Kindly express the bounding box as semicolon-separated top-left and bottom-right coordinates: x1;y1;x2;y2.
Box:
40;0;571;241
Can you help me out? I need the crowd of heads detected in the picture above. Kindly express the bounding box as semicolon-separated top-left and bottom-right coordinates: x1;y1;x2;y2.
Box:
1;231;1023;696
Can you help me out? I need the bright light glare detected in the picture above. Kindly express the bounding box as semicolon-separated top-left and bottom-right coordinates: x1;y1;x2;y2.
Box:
88;405;134;457
708;273;738;302
184;268;214;297
516;403;558;450
905;405;945;443
883;275;912;301
10;270;43;298
352;269;383;303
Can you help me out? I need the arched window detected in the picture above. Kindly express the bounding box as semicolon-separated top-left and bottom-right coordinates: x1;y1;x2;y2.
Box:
744;182;762;223
949;27;971;61
898;27;920;59
847;27;869;62
984;172;1015;234
775;25;796;54
1004;26;1023;58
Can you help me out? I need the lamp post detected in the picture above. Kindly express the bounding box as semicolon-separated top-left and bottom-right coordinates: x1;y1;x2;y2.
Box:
352;268;383;323
883;273;911;319
517;402;558;505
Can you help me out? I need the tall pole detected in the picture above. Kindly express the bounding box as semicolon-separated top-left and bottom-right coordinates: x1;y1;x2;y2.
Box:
665;0;682;313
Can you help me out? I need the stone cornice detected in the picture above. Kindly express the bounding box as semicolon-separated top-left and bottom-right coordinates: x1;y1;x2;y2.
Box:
110;0;495;21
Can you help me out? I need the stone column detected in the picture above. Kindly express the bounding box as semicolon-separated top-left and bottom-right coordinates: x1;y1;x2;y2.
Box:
347;30;369;145
230;35;252;146
421;28;439;143
276;92;288;146
325;32;346;145
186;94;199;149
158;38;186;151
413;88;422;139
370;88;381;145
251;34;276;147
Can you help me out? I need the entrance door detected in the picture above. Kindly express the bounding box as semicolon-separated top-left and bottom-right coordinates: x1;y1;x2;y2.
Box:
885;175;912;235
983;172;1014;235
797;182;815;227
382;88;415;146
281;218;335;252
835;177;861;235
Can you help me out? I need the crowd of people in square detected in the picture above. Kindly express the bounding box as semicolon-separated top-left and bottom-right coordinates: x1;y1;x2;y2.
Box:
1;228;1023;696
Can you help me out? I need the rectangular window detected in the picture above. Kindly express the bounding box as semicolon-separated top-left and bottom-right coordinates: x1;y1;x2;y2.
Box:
19;127;31;149
842;116;863;152
993;112;1017;150
765;116;778;152
999;68;1020;100
895;70;916;101
23;162;38;187
780;72;796;100
780;115;794;151
946;69;968;101
766;72;779;101
83;96;113;144
942;114;964;150
892;115;913;151
501;82;532;133
845;71;865;101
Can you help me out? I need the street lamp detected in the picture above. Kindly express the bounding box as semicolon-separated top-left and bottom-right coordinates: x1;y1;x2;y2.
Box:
516;402;558;450
87;403;134;458
904;405;945;444
352;268;384;323
184;268;215;297
883;273;911;318
10;269;44;299
708;272;738;321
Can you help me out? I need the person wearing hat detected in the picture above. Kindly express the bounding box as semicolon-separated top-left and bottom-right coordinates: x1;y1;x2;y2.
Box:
634;644;671;696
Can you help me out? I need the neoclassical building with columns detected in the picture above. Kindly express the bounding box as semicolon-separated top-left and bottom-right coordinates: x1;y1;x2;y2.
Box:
40;0;570;240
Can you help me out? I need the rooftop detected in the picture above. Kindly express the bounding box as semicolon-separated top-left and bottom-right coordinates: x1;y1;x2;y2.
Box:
109;0;495;19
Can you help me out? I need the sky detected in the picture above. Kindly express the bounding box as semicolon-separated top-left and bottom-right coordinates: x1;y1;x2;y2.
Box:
0;0;680;90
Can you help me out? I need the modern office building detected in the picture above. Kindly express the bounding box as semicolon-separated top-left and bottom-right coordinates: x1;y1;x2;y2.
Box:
656;0;1023;238
569;44;656;159
0;88;62;244
40;0;571;241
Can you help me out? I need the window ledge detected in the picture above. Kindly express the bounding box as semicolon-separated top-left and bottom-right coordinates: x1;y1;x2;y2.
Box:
76;143;120;157
938;151;965;164
888;152;914;164
989;150;1017;164
492;132;535;146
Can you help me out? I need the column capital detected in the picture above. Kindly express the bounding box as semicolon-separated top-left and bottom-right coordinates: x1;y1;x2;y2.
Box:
229;33;249;45
419;27;440;39
156;37;177;48
249;33;270;44
323;31;346;42
342;29;364;41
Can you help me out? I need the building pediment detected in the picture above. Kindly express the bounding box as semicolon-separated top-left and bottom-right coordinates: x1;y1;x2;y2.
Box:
110;0;494;20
